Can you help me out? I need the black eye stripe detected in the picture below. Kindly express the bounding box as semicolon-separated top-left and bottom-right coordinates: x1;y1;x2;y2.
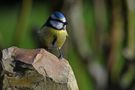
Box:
49;20;65;30
50;18;68;25
44;17;67;30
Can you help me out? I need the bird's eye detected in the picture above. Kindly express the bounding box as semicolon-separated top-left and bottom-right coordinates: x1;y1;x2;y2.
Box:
50;20;64;29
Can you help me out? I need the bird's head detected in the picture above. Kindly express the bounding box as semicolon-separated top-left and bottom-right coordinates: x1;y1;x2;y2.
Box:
45;11;67;30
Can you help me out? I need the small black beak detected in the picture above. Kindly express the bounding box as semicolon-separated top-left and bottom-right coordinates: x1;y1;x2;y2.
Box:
64;22;68;25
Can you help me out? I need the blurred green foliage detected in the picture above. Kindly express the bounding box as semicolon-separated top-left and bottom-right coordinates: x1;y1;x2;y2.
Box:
0;2;49;48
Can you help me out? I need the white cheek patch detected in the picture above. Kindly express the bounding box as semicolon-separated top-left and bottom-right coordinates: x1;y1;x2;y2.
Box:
50;20;64;29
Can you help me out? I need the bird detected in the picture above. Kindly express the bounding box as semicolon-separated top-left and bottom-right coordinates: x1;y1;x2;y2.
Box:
37;11;68;59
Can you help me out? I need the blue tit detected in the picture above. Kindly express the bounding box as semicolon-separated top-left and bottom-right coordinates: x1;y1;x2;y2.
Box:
38;11;68;59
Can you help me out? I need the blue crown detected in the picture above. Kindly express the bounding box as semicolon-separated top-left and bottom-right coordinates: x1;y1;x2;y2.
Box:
51;11;66;22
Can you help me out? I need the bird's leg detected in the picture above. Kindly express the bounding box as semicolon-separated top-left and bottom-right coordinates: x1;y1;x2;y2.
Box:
57;48;63;59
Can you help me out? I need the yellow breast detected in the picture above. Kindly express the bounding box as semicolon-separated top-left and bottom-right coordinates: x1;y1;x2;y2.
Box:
41;27;68;49
55;29;68;49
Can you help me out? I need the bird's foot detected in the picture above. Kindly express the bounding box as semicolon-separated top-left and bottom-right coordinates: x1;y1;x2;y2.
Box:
58;54;63;59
